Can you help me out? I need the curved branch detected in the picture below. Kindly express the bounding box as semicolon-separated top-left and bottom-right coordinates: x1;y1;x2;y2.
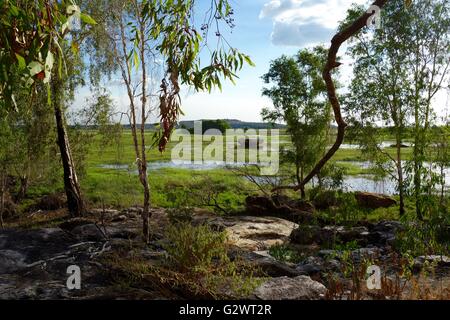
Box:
291;0;389;192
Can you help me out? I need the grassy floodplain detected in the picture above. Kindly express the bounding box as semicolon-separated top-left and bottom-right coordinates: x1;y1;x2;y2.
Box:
66;129;420;220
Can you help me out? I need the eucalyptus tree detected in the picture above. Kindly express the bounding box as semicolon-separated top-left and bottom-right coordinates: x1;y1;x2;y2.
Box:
0;1;94;107
276;0;431;197
0;113;16;228
1;1;96;217
344;1;413;216
84;0;254;242
8;82;60;201
262;47;332;198
402;0;449;219
345;0;449;218
267;0;392;195
432;121;450;206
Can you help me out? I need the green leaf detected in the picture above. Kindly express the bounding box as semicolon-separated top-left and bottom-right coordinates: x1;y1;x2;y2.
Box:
133;50;140;70
244;55;255;67
80;13;97;25
9;5;20;17
15;53;26;70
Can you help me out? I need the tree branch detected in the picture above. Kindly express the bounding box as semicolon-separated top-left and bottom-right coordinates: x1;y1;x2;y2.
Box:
292;0;389;192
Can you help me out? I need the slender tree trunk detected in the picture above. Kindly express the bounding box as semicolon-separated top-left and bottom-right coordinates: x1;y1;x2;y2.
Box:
51;79;84;217
140;167;150;242
392;115;405;217
115;4;152;243
296;165;306;199
300;166;306;199
395;133;405;216
139;7;151;243
16;175;28;201
413;101;423;220
440;165;445;205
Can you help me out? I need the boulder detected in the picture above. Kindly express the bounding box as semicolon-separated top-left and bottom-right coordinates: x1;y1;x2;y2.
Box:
389;143;409;148
413;255;450;270
295;255;344;276
290;225;369;246
295;256;324;276
0;250;27;274
0;211;189;300
350;247;381;262
59;218;95;231
105;227;138;240
245;196;277;215
90;209;122;221
253;276;327;300
271;195;315;213
355;192;397;209
317;250;337;258
193;213;298;251
234;250;302;277
368;220;404;246
32;193;67;211
1;195;17;219
0;228;74;264
289;200;316;214
71;224;106;242
225;216;298;251
238;137;264;150
271;194;292;207
111;215;127;222
290;225;324;245
339;226;369;244
245;195;314;223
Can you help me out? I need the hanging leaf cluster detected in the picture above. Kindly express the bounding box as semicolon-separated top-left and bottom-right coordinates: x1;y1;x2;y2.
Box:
0;0;96;110
139;0;255;151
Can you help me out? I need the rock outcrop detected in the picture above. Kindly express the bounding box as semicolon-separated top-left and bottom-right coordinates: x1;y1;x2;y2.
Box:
253;276;327;300
290;225;369;246
193;213;298;251
355;192;397;209
245;195;314;223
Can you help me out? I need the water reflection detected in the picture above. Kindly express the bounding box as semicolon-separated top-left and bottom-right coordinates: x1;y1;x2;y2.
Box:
100;160;449;195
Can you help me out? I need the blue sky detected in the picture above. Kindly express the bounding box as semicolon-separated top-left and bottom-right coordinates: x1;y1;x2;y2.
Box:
73;0;449;123
179;0;367;122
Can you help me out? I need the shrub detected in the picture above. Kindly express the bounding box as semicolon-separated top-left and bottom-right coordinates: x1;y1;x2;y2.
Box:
269;244;303;263
395;200;449;256
164;222;229;274
163;222;261;297
167;207;194;225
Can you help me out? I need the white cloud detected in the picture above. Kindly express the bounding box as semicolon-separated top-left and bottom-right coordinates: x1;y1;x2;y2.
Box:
260;0;369;47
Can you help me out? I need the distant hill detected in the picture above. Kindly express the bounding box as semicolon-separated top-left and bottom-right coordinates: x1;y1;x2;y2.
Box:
177;119;286;130
121;119;285;130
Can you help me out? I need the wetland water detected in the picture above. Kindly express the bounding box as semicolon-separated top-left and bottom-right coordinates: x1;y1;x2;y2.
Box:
100;160;449;196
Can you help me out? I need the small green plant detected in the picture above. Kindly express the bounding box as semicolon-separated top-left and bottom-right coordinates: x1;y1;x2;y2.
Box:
269;244;303;263
167;207;194;225
335;192;367;225
163;222;261;298
395;217;448;257
333;239;360;252
164;222;229;273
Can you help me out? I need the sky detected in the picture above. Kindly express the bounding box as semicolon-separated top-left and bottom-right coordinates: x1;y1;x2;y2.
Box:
73;0;449;123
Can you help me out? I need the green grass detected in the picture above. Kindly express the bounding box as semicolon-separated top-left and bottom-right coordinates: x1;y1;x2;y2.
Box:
79;130;422;209
21;129;427;215
79;130;285;209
